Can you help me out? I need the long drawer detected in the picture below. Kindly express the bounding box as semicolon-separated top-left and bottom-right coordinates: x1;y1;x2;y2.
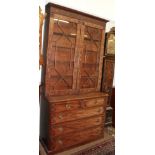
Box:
49;126;103;151
51;106;105;124
50;97;107;113
50;115;104;137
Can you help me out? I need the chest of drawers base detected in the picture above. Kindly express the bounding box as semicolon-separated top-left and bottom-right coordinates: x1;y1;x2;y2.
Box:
42;92;108;153
40;134;105;155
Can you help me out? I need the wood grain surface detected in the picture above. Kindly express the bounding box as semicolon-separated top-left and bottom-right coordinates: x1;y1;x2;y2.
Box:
50;97;107;113
51;106;105;124
50;115;104;137
49;126;103;151
40;3;108;153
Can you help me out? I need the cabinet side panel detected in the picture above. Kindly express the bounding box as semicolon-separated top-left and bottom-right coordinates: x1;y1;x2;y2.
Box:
40;96;49;144
41;5;51;96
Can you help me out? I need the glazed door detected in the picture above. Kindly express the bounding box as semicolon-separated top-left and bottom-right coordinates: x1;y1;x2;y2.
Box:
45;14;80;96
77;22;105;93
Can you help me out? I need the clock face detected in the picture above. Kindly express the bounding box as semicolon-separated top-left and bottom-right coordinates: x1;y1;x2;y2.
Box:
106;33;115;55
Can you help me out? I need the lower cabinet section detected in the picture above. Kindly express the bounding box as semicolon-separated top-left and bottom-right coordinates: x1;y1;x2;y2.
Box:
43;92;108;153
50;115;104;137
49;126;103;152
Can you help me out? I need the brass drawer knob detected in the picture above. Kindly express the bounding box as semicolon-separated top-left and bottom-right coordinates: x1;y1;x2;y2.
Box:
65;104;71;110
94;100;97;104
58;139;63;145
58;114;63;119
96;119;100;123
98;108;102;113
58;126;63;132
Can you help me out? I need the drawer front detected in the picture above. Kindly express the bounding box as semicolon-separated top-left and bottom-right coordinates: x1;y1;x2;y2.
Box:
51;97;107;113
49;126;103;152
50;115;104;137
51;100;80;113
51;106;105;124
84;98;106;108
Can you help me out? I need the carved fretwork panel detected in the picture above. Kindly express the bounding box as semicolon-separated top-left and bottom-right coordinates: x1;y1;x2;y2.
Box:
78;23;105;93
44;14;105;97
45;14;80;97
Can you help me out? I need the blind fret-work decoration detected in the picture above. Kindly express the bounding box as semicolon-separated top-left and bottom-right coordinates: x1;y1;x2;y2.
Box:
45;17;105;97
80;26;102;90
45;14;79;96
40;3;109;154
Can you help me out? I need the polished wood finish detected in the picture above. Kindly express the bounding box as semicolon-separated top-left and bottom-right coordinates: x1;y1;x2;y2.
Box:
50;97;107;113
101;57;115;105
48;92;108;102
44;6;106;97
49;126;103;151
101;27;115;128
48;3;108;25
51;106;105;124
50;115;104;137
102;57;115;93
40;3;109;154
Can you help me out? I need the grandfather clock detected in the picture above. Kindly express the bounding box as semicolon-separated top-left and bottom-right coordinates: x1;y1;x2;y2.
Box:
101;27;115;127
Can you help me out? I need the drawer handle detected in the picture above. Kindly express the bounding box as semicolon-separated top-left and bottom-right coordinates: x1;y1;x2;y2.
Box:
98;108;102;113
58;139;63;145
58;126;63;132
96;119;100;122
65;104;71;110
94;100;97;104
58;114;63;120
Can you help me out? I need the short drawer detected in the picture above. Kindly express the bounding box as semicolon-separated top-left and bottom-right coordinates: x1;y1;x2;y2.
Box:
50;97;107;113
51;106;105;124
50;115;104;137
49;126;103;151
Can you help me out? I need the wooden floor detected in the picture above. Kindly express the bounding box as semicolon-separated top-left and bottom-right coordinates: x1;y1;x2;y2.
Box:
40;127;114;155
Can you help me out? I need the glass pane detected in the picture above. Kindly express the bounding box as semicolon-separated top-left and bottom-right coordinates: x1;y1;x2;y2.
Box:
46;17;77;94
80;26;102;89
